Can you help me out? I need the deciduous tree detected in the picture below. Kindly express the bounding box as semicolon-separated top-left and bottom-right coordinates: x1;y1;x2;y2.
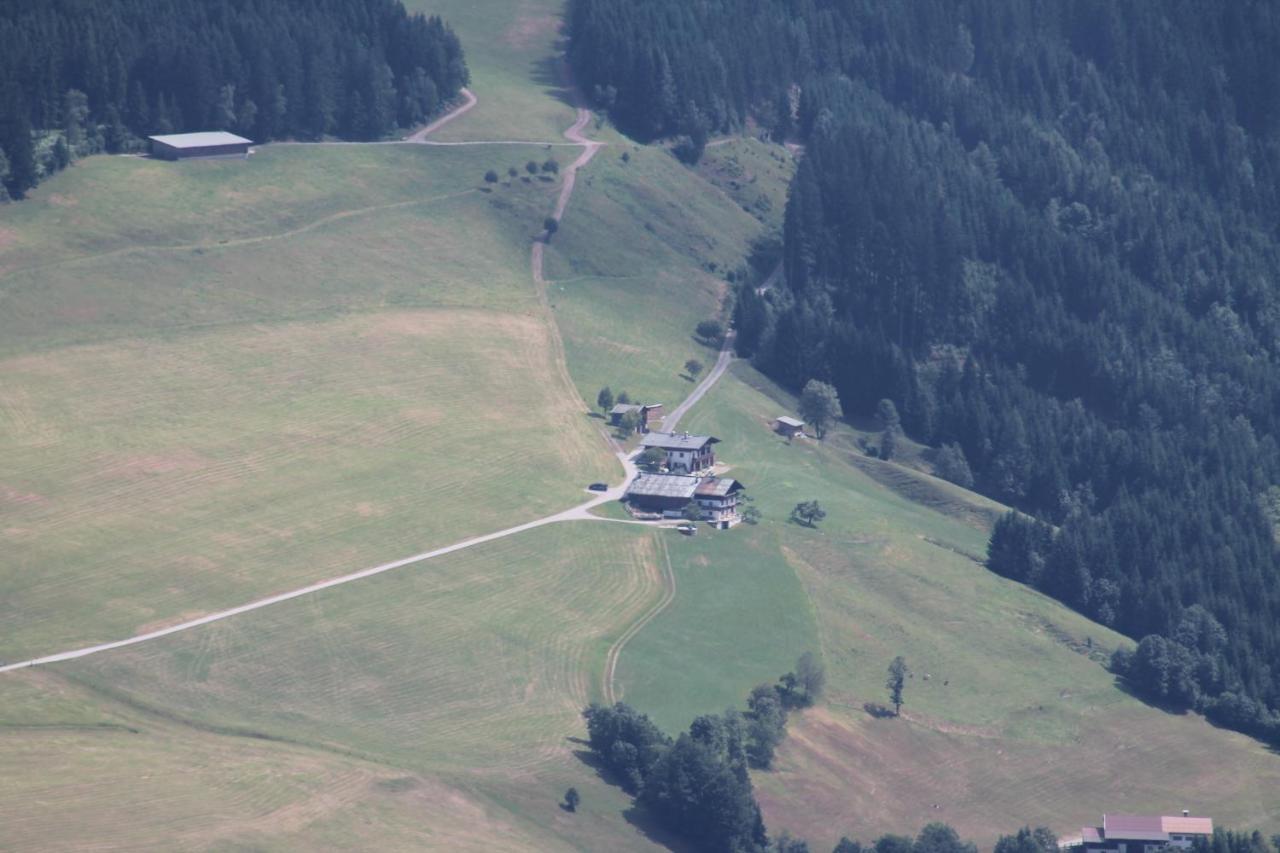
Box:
799;380;842;439
886;656;909;716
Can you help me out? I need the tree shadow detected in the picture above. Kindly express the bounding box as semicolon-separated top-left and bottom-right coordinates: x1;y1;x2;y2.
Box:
863;702;896;719
531;53;577;110
568;747;687;850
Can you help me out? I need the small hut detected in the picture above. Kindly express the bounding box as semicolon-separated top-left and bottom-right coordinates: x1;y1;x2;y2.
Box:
775;416;805;438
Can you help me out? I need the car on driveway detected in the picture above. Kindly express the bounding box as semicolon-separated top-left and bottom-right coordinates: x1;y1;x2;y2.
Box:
588;482;608;491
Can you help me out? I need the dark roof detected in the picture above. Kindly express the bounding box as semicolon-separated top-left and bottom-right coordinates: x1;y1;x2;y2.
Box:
695;477;743;497
626;473;699;500
148;131;252;148
640;432;720;451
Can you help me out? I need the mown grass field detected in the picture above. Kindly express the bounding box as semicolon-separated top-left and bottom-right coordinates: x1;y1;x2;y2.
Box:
0;141;617;662
0;530;664;852
2;0;1278;847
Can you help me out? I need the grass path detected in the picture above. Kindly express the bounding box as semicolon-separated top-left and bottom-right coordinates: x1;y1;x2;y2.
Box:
602;534;677;704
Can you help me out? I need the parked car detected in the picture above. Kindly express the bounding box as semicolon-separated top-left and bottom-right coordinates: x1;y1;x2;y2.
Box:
588;482;608;492
677;523;698;536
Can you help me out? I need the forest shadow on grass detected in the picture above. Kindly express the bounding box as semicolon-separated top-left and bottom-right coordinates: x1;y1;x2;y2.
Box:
569;747;691;852
532;53;576;111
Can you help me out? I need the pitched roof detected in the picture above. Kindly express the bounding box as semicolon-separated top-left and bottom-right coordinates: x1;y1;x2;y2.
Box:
1102;816;1168;842
695;477;744;497
611;403;641;415
626;473;699;500
776;416;805;427
640;431;720;451
148;131;253;148
1080;828;1103;845
1161;817;1213;836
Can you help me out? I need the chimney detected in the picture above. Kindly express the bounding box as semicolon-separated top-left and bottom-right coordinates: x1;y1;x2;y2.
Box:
1182;810;1190;818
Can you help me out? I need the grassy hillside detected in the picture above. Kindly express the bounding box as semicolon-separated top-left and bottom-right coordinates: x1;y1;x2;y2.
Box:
403;0;576;142
0;143;615;661
0;0;1276;848
543;136;786;412
661;367;1280;845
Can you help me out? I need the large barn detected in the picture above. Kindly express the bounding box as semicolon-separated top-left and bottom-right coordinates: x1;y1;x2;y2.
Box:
148;131;253;160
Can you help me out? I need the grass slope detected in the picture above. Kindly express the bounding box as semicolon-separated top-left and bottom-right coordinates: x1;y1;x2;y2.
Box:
643;364;1280;846
14;523;666;851
0;670;646;852
402;0;576;142
544;137;787;412
0;141;621;661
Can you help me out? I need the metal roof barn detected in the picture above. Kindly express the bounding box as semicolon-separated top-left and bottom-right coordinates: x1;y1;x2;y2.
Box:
626;473;700;500
148;131;253;160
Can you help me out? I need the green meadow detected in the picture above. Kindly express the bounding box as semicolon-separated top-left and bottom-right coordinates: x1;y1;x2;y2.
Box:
0;0;1276;847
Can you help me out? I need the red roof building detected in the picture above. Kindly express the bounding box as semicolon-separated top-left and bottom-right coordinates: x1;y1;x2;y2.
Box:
1061;814;1213;853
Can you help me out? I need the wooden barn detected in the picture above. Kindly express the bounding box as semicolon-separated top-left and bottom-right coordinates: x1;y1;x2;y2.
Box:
610;403;664;433
775;416;805;438
148;131;253;160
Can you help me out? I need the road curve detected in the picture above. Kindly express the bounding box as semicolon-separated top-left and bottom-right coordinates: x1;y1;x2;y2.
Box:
661;331;736;433
405;87;478;141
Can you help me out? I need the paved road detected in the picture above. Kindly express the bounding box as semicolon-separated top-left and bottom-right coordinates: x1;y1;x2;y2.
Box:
661;331;736;433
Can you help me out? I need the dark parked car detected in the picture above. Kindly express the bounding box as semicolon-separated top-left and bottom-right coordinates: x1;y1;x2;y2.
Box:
588;482;608;491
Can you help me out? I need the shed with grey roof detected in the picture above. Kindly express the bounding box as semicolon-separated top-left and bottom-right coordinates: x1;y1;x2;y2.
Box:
775;415;805;438
149;131;253;160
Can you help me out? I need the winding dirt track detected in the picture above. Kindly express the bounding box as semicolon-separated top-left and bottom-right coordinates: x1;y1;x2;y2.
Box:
0;87;704;678
602;535;677;704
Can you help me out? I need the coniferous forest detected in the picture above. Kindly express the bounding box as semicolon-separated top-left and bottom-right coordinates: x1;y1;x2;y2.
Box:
570;0;1280;744
0;0;467;198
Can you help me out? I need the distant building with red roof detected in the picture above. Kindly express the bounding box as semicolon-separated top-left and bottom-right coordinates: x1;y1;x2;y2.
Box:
1061;813;1213;853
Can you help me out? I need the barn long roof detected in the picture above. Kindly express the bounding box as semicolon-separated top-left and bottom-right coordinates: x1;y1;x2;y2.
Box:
626;473;700;500
149;131;252;148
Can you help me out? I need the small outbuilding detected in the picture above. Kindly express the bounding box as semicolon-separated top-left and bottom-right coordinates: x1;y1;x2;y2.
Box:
610;403;664;433
775;416;805;438
148;131;253;160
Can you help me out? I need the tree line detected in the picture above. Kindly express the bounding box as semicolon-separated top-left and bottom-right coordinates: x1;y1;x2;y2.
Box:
569;0;1280;746
581;685;1059;853
0;0;468;198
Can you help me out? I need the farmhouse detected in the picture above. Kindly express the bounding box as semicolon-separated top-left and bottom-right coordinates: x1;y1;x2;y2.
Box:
694;477;745;526
1060;813;1213;853
775;415;805;438
640;431;719;474
610;402;664;433
148;131;253;160
625;473;745;528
